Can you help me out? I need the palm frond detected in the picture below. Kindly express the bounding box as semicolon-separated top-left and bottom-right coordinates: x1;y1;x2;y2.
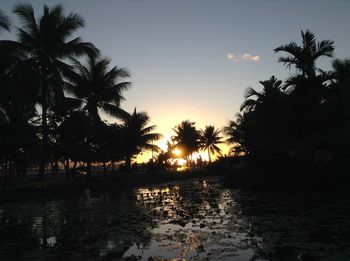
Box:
13;3;39;37
243;86;261;99
101;103;129;120
240;99;257;112
0;10;10;31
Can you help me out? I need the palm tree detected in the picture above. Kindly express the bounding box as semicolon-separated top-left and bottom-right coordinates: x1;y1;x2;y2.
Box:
332;59;350;85
199;125;223;162
332;59;350;120
274;30;334;78
121;108;161;169
224;113;248;156
0;10;10;32
240;75;283;112
172;120;200;165
67;55;131;178
67;55;130;122
0;3;98;179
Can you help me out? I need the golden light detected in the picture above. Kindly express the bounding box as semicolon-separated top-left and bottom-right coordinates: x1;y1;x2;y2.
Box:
172;148;182;157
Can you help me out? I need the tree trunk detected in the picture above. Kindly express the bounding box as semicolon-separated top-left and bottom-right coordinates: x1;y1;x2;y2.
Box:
38;67;48;180
65;158;70;180
9;160;14;181
125;157;131;174
50;160;55;175
55;160;59;175
103;162;107;177
86;161;91;182
4;158;8;186
208;149;212;163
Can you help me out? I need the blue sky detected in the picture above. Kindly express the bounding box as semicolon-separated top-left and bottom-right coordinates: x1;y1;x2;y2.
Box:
2;0;350;157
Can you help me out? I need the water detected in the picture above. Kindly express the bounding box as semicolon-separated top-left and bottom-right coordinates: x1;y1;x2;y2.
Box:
0;177;350;260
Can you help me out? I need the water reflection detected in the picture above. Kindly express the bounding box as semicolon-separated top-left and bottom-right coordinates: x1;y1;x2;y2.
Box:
126;178;254;260
0;178;350;260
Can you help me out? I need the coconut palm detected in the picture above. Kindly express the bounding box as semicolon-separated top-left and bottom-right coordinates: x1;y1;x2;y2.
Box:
172;120;200;164
67;55;130;122
67;55;131;178
0;3;98;179
224;113;248;156
199;125;223;162
274;30;334;78
240;76;283;112
332;59;350;120
120;108;161;169
332;59;350;85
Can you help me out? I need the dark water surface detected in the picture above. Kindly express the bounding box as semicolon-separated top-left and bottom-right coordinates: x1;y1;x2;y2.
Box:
1;177;350;260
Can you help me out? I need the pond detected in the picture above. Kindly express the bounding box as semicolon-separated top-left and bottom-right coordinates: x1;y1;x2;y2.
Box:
1;177;350;260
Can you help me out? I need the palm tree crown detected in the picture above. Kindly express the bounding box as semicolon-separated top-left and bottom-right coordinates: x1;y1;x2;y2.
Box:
67;55;131;122
121;108;161;167
240;75;283;112
224;113;248;155
172;120;200;160
274;30;334;78
199;125;223;162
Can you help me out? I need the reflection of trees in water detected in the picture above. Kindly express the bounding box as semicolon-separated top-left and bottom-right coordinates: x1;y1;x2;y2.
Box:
0;191;154;260
135;179;223;226
233;190;350;260
133;179;248;259
0;200;63;260
3;181;349;260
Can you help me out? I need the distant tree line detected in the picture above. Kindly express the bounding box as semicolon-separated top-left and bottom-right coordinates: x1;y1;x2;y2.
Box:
157;121;224;167
224;30;350;173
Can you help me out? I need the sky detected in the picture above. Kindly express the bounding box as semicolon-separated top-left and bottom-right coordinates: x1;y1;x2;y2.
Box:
2;0;350;161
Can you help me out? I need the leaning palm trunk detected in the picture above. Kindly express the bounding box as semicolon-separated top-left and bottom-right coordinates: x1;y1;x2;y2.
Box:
85;118;92;182
38;67;48;180
65;158;70;180
208;149;212;163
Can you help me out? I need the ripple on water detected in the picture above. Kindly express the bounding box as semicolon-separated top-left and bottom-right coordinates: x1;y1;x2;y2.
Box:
1;177;350;260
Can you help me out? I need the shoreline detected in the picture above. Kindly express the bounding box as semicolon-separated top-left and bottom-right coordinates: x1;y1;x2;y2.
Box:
0;168;224;203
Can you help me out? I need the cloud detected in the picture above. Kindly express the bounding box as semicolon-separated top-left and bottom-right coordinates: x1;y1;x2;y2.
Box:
227;52;260;63
227;52;236;60
242;53;260;62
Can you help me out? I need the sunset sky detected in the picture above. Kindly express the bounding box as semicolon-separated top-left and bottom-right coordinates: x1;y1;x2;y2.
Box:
2;0;350;161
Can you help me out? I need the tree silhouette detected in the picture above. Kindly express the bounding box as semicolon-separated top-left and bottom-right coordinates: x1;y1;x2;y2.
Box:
274;30;334;78
67;54;131;179
172;120;200;165
224;113;249;156
120;108;161;170
0;3;98;179
199;125;223;162
240;76;283;113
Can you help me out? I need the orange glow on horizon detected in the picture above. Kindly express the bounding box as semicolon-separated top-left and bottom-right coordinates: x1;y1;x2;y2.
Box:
135;133;230;164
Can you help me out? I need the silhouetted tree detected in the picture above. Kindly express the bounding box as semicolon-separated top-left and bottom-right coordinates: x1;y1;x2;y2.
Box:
199;125;223;162
172;120;200;165
274;30;334;78
0;3;98;179
120;108;161;170
224;113;249;156
67;55;130;179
